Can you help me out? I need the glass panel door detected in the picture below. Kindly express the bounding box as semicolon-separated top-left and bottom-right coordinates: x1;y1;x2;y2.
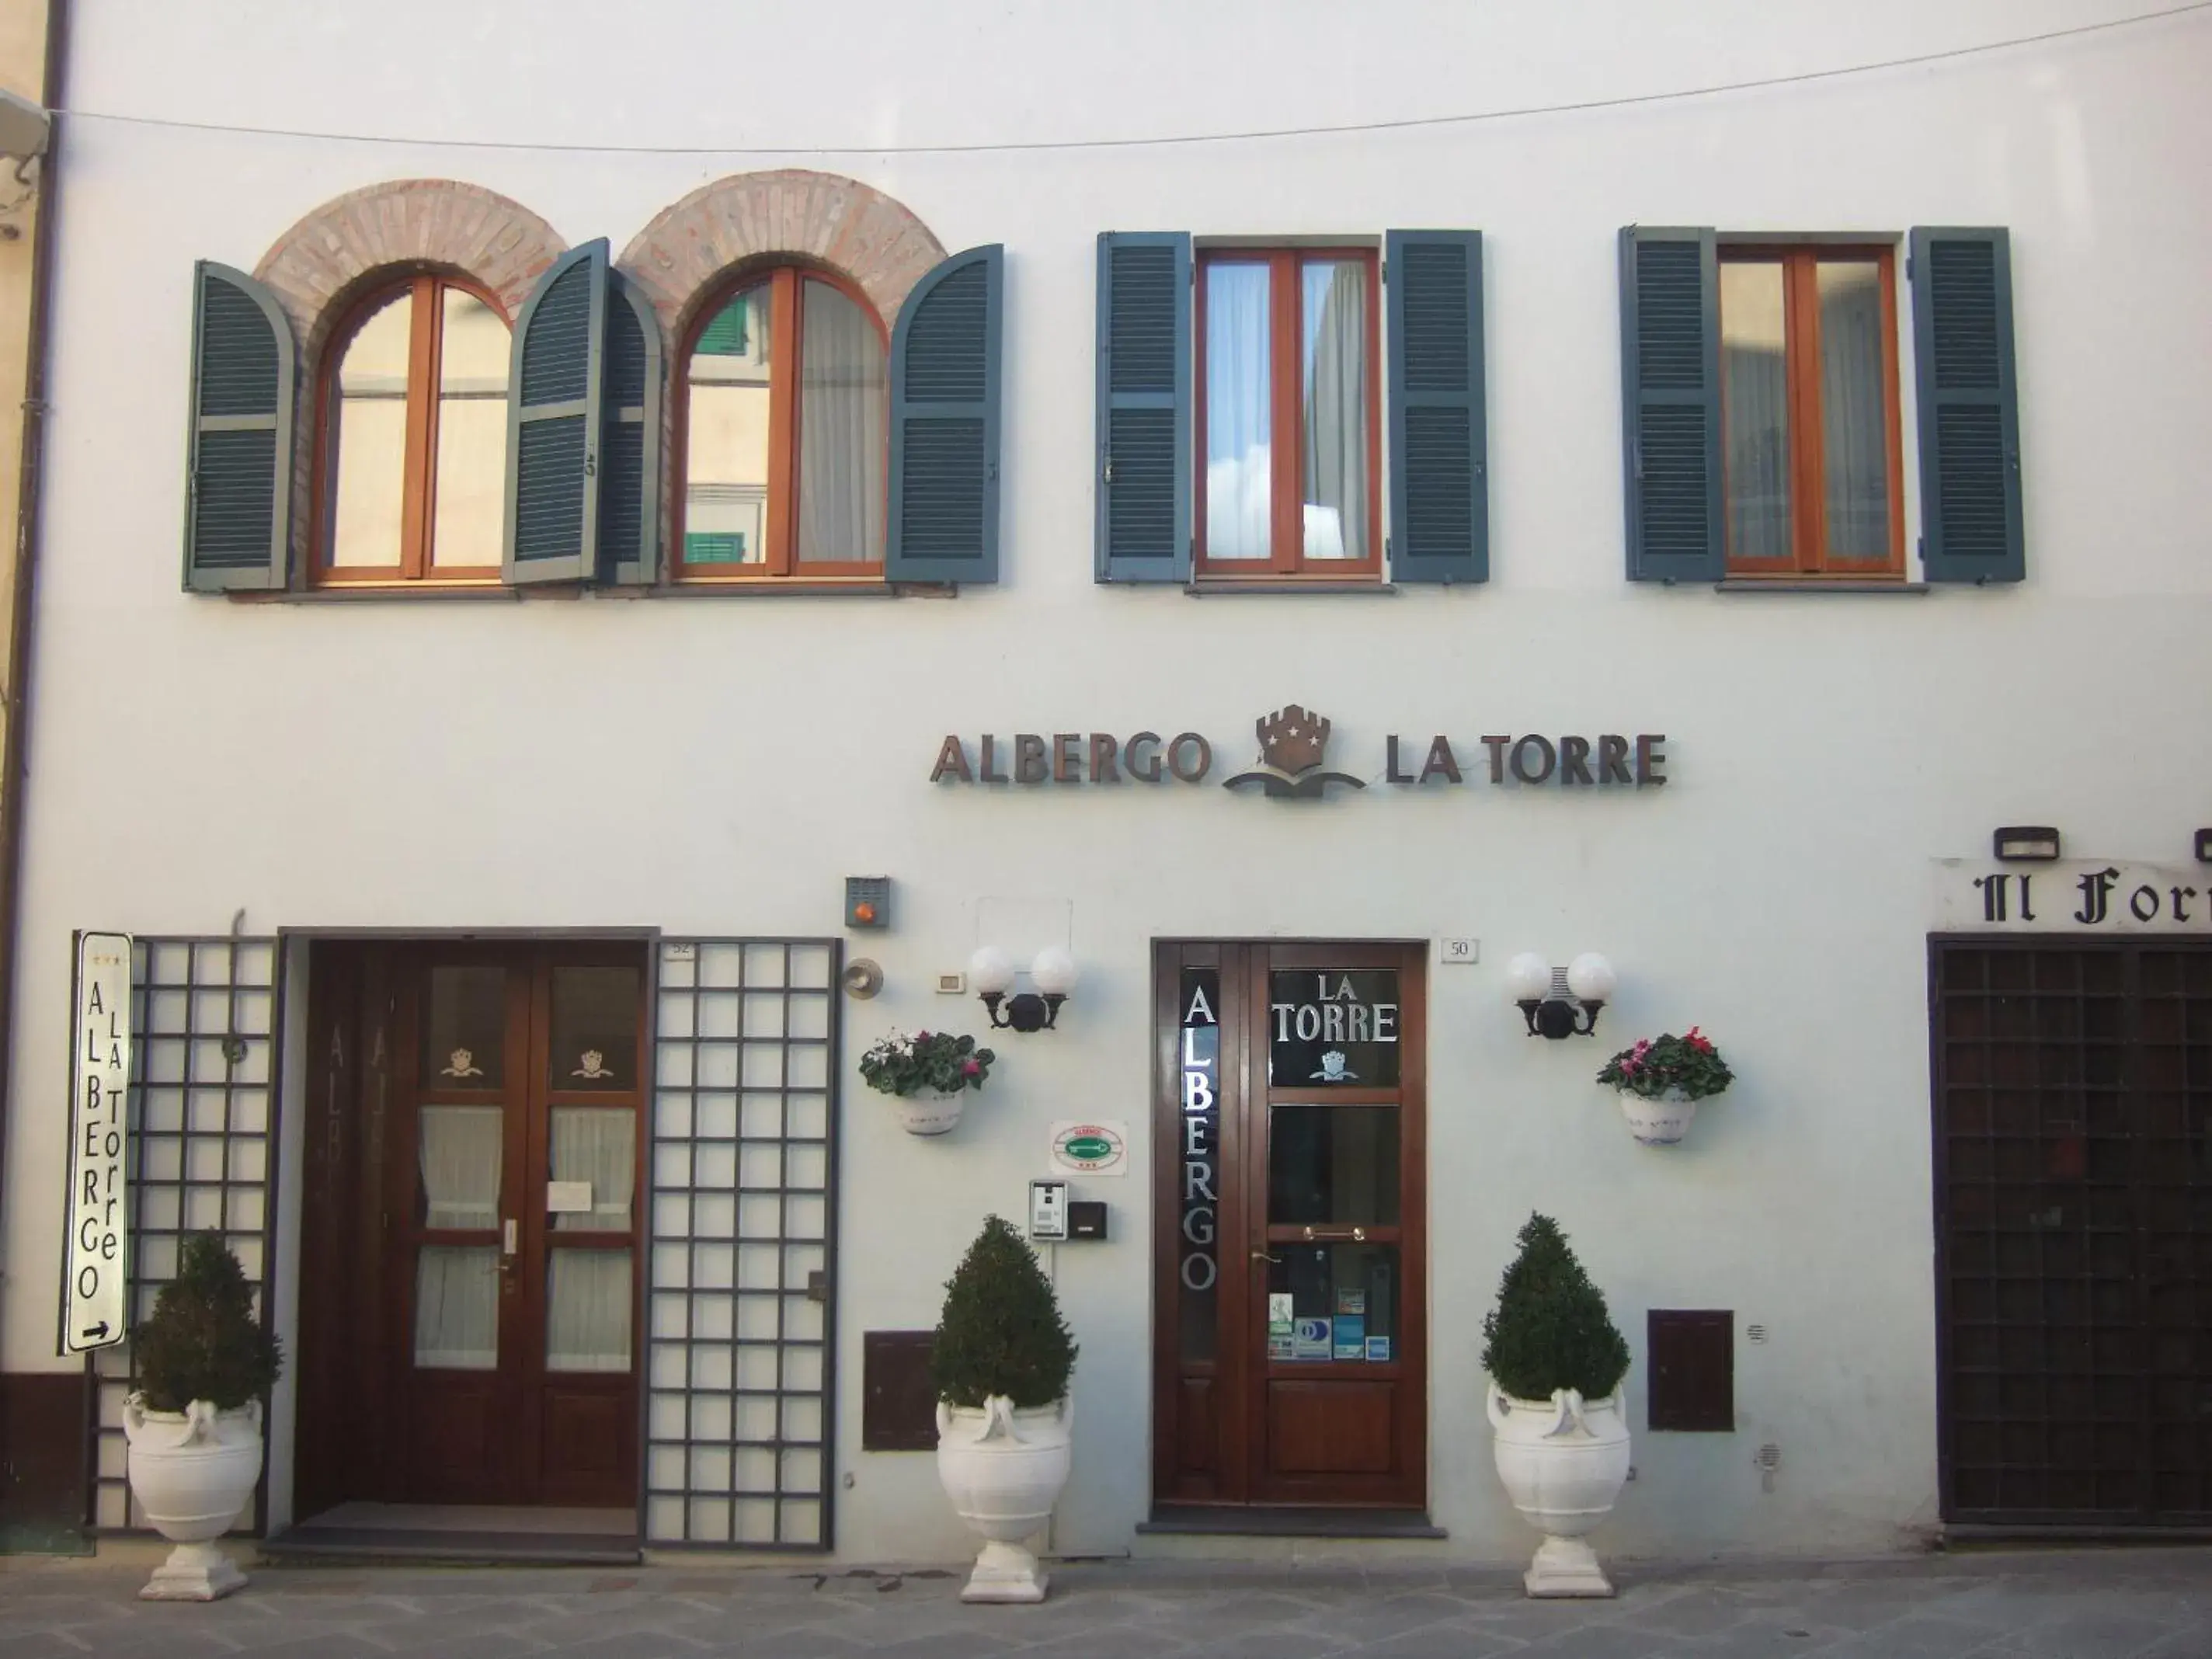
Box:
390;946;645;1508
1151;942;1427;1513
394;951;526;1504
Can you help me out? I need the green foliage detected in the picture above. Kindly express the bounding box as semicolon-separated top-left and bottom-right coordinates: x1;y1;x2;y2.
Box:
859;1030;996;1097
131;1232;283;1413
1596;1027;1734;1101
930;1215;1077;1409
1480;1212;1629;1403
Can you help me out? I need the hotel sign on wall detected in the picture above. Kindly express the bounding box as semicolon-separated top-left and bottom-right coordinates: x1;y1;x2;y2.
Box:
63;932;130;1354
1935;861;2212;931
930;704;1670;797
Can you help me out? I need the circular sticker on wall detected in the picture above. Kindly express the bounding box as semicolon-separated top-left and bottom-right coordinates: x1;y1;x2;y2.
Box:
1049;1119;1129;1176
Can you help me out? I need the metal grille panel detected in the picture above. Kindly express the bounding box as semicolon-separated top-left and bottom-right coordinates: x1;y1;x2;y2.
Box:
92;937;281;1531
645;939;839;1548
1935;940;2212;1525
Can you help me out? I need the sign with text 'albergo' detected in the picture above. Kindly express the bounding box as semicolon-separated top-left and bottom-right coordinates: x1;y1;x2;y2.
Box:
931;703;1668;801
63;932;130;1355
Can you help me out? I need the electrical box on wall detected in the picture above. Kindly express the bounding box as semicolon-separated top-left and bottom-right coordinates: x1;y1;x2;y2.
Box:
844;876;890;929
1028;1180;1068;1242
1068;1200;1108;1240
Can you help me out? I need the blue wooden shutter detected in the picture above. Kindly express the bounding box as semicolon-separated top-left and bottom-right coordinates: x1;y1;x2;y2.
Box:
503;239;608;586
599;270;662;585
888;245;1002;584
183;263;294;592
1619;227;1722;582
1386;230;1487;584
1910;228;2023;583
1094;231;1191;583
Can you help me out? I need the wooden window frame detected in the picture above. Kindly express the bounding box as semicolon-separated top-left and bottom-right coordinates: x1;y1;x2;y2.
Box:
670;265;890;584
1194;246;1384;583
1718;242;1907;579
311;272;510;589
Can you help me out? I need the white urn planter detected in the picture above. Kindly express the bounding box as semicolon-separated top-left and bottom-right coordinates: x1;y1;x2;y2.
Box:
122;1396;262;1601
896;1090;966;1136
934;1394;1072;1603
1617;1088;1696;1146
1487;1381;1630;1598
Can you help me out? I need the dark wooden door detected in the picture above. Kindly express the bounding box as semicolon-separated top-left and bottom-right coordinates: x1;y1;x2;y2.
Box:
1934;937;2212;1526
390;944;645;1507
1153;941;1428;1511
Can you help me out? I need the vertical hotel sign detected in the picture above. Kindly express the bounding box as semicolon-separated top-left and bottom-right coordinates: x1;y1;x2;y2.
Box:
63;932;129;1353
1178;972;1220;1296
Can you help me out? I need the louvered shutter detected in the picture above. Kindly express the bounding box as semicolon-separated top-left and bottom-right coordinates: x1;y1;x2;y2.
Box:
503;239;608;586
1386;231;1487;584
1619;227;1722;582
599;270;663;585
1910;228;2023;583
888;245;1003;584
183;263;294;592
1094;232;1191;583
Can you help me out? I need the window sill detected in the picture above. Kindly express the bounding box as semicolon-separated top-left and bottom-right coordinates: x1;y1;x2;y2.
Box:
228;581;956;603
1714;579;1929;595
643;580;955;599
1184;581;1396;597
232;586;522;603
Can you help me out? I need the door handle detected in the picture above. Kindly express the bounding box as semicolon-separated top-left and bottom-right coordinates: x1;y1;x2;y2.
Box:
499;1217;518;1277
1302;1225;1366;1243
1250;1250;1281;1264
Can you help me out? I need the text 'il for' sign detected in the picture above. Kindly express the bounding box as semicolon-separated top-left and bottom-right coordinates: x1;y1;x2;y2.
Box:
64;932;130;1354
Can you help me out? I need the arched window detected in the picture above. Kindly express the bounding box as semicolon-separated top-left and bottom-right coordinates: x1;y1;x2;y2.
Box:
676;266;888;580
316;274;513;584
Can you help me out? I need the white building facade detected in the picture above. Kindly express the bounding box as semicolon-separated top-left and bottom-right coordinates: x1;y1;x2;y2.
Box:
2;0;2208;1563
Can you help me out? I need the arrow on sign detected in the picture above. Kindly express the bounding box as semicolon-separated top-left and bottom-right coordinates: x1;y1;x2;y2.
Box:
79;1322;109;1341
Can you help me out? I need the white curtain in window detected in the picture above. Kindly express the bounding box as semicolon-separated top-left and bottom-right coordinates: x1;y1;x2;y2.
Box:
419;1106;503;1230
547;1249;632;1372
1301;262;1369;562
415;1246;499;1369
551;1108;635;1233
1817;262;1889;558
1204;263;1272;560
795;283;886;564
1720;262;1792;561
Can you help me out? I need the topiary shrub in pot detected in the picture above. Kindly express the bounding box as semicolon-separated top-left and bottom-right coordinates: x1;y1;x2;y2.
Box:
1480;1212;1633;1598
931;1214;1077;1603
123;1232;283;1601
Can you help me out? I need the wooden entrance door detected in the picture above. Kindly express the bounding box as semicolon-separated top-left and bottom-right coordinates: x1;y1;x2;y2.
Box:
1933;937;2212;1525
391;944;645;1507
1152;942;1428;1511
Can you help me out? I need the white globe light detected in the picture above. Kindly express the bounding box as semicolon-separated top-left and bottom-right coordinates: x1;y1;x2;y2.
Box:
1567;952;1617;1003
1505;952;1552;1003
968;945;1016;996
1031;945;1080;997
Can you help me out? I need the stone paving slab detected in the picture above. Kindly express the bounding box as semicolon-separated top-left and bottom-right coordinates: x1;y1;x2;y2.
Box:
0;1547;2203;1657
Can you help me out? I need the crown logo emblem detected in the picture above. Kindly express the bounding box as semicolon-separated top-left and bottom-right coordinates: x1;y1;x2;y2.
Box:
1224;703;1367;799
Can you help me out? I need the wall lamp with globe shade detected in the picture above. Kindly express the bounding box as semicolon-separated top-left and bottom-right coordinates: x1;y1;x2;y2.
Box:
1507;951;1616;1040
968;945;1080;1033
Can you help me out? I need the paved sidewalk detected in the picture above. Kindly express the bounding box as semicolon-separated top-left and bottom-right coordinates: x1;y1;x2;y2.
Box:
0;1546;2205;1657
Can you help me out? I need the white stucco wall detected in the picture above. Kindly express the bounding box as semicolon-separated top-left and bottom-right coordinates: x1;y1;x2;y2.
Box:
6;0;2210;1563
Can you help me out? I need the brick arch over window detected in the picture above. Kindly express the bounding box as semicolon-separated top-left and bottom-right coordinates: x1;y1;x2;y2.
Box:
616;169;944;333
252;180;565;574
252;178;566;360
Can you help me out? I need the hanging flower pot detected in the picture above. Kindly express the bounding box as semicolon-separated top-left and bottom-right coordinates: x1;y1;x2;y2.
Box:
1595;1028;1733;1146
859;1031;996;1136
896;1090;969;1137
